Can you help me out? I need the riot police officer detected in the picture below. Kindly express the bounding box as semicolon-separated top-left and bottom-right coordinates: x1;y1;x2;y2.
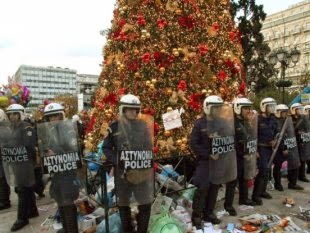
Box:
290;103;308;185
42;103;80;233
225;98;257;215
304;105;310;174
102;94;154;233
252;98;278;205
4;104;38;231
0;109;11;210
273;104;289;191
190;95;237;228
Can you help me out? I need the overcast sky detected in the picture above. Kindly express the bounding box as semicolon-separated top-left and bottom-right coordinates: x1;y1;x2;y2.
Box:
0;0;299;85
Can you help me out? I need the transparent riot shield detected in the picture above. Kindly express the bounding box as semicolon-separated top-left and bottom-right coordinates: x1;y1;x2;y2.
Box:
116;114;154;206
243;111;258;180
1;121;35;187
207;104;237;184
298;116;310;161
37;119;82;207
284;117;300;170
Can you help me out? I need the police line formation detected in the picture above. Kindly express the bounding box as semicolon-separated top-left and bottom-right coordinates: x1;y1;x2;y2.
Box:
0;94;309;232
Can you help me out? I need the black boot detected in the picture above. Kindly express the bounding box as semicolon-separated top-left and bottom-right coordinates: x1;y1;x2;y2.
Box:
119;206;133;233
62;204;78;233
238;177;256;206
252;175;263;205
306;161;310;174
224;180;237;216
288;169;304;190
27;189;38;218
203;184;221;224
11;187;29;232
273;165;284;191
57;207;66;233
137;204;151;233
260;172;272;199
192;188;207;229
0;177;11;210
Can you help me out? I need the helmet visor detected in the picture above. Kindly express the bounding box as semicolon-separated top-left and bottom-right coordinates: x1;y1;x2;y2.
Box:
266;103;276;114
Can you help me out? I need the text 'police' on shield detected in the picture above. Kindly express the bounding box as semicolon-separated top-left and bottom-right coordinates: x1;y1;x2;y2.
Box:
211;136;235;155
1;147;29;163
43;152;80;173
120;150;153;169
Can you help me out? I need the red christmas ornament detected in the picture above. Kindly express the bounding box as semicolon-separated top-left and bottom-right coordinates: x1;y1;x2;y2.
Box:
198;44;209;56
178;16;195;29
157;19;168;29
178;80;187;91
137;14;146;26
218;70;228;81
141;52;151;63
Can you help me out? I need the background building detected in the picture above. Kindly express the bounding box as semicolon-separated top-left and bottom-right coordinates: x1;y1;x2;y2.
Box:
14;65;77;110
261;0;310;87
76;74;99;110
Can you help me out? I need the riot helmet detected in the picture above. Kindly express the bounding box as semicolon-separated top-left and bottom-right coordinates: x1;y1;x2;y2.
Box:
260;97;276;114
119;94;141;117
275;104;289;118
233;98;252;115
290;103;303;116
44;103;65;121
203;95;224;115
0;109;8;122
6;104;25;121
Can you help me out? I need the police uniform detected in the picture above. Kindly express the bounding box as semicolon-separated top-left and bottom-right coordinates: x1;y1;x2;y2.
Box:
190;115;221;227
292;115;309;183
102;119;153;233
252;114;278;204
9;121;38;231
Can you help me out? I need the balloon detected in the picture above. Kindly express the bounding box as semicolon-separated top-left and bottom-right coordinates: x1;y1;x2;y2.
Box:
10;97;17;104
88;162;99;172
22;86;30;101
11;86;20;96
0;96;10;109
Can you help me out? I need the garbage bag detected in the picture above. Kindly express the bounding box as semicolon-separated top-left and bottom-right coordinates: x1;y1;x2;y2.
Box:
149;207;185;233
96;212;121;233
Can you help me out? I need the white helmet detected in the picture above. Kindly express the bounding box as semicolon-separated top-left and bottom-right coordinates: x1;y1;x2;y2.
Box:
260;97;276;113
6;104;25;120
275;104;289;118
233;98;252;115
119;94;141;116
44;103;65;118
304;105;310;114
72;114;80;123
0;109;8;122
203;95;224;115
290;103;303;116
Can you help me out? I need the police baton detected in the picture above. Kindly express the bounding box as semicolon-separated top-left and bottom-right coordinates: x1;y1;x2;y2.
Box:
267;117;289;168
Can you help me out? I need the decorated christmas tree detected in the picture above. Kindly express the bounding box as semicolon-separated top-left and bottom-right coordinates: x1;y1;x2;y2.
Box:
86;0;246;157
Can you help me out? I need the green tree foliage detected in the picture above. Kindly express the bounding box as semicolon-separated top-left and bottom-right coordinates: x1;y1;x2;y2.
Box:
230;0;275;93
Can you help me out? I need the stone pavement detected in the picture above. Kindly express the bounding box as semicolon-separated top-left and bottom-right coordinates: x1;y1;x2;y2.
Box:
0;176;309;233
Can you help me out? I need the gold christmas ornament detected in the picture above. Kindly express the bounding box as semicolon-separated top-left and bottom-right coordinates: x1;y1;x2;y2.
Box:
181;137;188;143
176;139;182;146
146;80;151;86
202;89;207;95
149;83;155;90
151;79;157;84
167;106;173;112
164;130;172;137
134;72;140;78
159;67;165;73
175;9;182;15
166;88;173;95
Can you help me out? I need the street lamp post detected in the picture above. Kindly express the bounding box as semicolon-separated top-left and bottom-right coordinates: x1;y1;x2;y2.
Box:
268;47;301;103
